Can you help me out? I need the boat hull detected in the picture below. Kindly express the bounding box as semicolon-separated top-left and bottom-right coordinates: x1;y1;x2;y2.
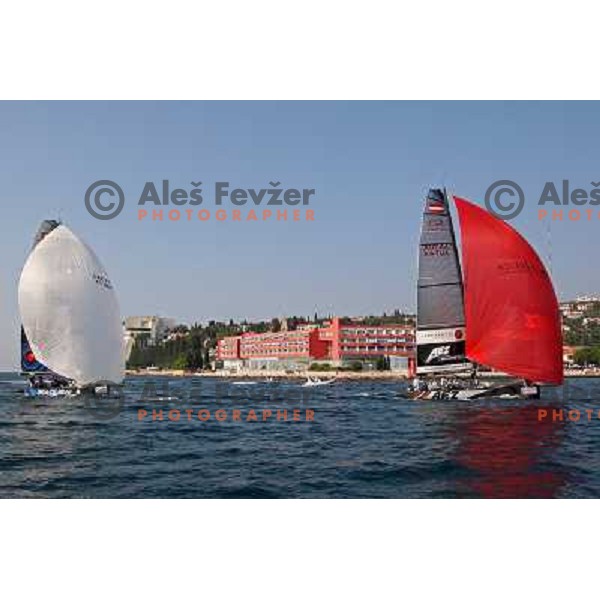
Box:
408;380;540;401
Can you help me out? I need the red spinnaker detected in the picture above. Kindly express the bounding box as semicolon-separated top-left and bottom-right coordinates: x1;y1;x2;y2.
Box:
454;197;563;384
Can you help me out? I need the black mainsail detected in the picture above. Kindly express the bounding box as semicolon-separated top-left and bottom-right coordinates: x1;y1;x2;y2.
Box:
416;189;470;374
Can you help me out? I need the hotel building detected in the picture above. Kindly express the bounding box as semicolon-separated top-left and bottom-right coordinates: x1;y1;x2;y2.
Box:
217;317;415;372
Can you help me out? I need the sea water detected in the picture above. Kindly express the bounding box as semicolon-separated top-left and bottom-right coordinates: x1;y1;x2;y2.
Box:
1;372;600;498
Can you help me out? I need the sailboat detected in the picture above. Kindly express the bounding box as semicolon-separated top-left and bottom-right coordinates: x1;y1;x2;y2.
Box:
411;189;563;400
19;220;125;397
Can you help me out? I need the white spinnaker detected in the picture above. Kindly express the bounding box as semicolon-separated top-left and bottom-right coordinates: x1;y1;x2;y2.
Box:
18;225;124;387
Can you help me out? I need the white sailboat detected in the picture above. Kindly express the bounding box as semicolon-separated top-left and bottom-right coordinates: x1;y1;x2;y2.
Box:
19;221;124;396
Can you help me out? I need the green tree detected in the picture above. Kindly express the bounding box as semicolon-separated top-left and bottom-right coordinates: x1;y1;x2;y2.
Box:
573;346;600;366
376;356;390;371
172;354;188;370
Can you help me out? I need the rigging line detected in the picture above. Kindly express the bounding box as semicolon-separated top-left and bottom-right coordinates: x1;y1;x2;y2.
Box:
545;212;553;278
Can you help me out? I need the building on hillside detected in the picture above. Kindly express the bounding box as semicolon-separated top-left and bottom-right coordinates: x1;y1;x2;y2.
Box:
216;317;415;372
123;316;177;360
561;296;600;320
560;302;583;320
575;294;600;304
563;345;579;366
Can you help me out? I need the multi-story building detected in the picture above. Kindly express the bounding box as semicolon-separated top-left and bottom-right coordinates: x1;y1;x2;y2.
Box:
326;318;414;360
560;296;600;320
239;327;329;360
123;316;177;360
218;335;241;361
216;317;415;371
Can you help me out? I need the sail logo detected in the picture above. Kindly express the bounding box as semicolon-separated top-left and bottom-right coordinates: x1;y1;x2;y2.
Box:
426;345;450;363
93;273;113;290
417;328;465;344
425;218;446;232
497;259;547;278
427;199;446;214
422;243;452;257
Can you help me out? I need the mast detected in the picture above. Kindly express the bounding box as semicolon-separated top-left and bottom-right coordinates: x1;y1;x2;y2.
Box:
416;189;470;375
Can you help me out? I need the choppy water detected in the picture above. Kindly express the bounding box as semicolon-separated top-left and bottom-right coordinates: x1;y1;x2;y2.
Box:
1;372;600;498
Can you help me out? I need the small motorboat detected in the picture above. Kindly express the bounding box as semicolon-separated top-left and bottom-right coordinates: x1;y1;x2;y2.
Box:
301;376;337;388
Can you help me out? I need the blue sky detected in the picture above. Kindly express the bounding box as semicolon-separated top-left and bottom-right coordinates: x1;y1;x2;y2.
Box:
1;101;598;369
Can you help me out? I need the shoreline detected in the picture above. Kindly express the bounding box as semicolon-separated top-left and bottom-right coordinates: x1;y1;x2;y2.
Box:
125;369;409;381
125;369;600;380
